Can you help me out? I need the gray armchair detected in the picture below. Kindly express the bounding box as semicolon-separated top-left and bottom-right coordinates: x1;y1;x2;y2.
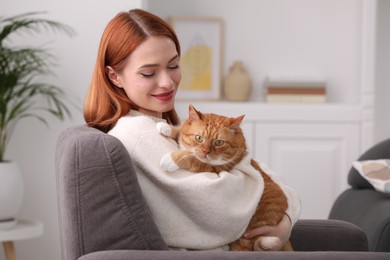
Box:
329;138;390;252
55;125;390;260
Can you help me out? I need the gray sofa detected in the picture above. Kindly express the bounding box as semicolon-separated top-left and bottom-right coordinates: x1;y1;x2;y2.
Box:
329;137;390;252
55;125;390;260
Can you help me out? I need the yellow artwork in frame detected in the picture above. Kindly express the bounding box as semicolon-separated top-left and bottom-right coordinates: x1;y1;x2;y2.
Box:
169;16;223;100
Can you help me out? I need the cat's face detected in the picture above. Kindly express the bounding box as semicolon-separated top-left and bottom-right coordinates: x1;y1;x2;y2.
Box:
179;106;247;166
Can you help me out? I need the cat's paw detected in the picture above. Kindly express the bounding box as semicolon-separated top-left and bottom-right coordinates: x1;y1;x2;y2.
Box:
160;153;179;172
254;236;282;251
156;122;172;137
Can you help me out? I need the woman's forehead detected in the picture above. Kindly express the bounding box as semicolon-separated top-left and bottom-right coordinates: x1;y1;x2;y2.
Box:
129;36;178;65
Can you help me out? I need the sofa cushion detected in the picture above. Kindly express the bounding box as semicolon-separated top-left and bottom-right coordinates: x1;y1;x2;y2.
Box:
352;159;390;193
348;138;390;189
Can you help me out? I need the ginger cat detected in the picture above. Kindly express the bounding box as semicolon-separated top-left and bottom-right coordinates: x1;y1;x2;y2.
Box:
157;105;293;251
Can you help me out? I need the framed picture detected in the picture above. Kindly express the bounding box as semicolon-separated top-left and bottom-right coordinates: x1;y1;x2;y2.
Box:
169;16;223;100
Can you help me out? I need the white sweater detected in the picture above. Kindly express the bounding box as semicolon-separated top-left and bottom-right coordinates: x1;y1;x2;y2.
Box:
108;110;300;250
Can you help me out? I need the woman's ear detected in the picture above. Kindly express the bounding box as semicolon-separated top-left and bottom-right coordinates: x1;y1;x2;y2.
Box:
105;66;122;88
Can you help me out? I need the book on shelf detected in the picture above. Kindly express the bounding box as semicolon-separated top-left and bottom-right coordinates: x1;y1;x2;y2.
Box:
266;93;326;103
267;87;326;95
265;75;326;103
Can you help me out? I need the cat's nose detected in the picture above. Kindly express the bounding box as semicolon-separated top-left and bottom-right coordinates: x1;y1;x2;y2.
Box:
203;147;210;155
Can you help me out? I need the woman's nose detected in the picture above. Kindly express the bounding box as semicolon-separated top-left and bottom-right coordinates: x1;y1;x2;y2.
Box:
158;71;175;89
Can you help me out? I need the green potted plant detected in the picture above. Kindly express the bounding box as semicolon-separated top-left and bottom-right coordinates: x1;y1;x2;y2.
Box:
0;12;74;228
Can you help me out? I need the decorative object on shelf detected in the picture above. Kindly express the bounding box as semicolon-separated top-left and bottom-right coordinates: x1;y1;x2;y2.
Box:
0;12;74;228
223;61;252;101
169;16;223;100
265;75;326;103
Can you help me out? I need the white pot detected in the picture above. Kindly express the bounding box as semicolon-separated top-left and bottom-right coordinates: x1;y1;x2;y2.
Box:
0;161;24;229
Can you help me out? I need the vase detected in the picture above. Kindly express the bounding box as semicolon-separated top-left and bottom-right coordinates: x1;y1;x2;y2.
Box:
0;161;24;230
223;61;252;101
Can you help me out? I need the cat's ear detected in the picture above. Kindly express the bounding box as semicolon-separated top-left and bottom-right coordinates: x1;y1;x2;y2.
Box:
188;105;202;123
230;115;245;130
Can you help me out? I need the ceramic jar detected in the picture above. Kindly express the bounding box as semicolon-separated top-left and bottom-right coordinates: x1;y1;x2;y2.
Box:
223;61;252;101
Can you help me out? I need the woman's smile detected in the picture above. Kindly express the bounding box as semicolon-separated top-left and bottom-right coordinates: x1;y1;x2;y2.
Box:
152;90;175;101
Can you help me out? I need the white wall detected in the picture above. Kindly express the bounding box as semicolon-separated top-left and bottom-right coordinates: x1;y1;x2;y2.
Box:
1;1;143;259
375;0;390;143
148;0;364;104
149;0;390;143
0;0;387;259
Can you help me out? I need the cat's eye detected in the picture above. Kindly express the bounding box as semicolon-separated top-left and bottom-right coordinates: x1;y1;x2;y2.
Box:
214;140;225;146
195;135;203;142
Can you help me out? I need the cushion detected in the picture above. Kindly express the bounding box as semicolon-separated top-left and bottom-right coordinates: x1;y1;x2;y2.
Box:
353;159;390;193
348;138;390;189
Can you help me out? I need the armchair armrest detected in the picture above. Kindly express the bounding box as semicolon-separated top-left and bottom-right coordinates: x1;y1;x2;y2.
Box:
290;219;368;251
79;250;388;260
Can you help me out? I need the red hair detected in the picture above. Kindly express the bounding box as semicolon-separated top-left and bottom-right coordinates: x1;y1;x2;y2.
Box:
84;9;181;132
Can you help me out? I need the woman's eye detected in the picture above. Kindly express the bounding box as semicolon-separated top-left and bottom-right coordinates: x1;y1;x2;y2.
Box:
195;135;203;142
140;71;155;78
168;64;180;70
214;140;225;146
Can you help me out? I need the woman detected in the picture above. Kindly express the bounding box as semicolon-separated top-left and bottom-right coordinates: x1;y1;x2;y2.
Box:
84;8;300;251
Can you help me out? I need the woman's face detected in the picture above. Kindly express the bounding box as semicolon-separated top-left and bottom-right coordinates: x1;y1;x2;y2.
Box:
108;36;181;118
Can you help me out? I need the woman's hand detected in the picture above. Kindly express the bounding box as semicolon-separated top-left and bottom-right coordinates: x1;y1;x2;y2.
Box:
243;214;292;251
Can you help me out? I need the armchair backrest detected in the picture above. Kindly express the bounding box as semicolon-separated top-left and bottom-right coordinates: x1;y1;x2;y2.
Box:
55;125;167;260
330;137;390;251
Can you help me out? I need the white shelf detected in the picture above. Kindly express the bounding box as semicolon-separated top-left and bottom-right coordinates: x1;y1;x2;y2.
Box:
175;101;362;122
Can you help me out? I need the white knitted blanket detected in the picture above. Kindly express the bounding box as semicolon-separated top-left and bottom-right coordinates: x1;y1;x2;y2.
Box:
109;110;264;250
